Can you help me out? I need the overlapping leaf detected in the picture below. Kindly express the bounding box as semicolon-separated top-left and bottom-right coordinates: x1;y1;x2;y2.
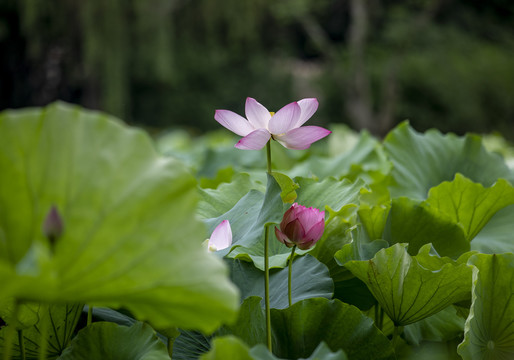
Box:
227;255;334;309
0;102;238;332
458;253;514;360
384;122;514;200
58;322;170;359
343;243;474;325
201;336;347;360
426;174;514;241
223;297;394;360
0;303;82;359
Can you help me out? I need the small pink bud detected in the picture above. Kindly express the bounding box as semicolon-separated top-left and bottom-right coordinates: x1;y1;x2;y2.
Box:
275;203;325;250
42;205;64;242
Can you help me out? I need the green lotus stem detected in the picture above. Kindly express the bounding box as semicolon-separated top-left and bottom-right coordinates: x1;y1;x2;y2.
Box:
87;305;93;326
266;141;272;173
264;140;272;352
288;245;296;307
38;310;49;360
392;325;400;349
377;305;384;331
17;330;26;360
374;304;379;328
264;225;272;352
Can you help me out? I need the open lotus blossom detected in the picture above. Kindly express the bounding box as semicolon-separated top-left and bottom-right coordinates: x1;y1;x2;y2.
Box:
275;203;325;250
206;220;232;252
214;97;331;150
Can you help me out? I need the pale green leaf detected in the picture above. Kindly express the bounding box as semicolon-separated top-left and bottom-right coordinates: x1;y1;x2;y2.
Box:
426;174;514;241
0;102;239;332
458;253;514;360
344;243;473;325
384;122;514;200
58;322;170;360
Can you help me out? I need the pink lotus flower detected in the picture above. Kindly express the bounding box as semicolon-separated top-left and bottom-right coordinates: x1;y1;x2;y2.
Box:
214;97;331;150
275;203;325;250
207;220;232;252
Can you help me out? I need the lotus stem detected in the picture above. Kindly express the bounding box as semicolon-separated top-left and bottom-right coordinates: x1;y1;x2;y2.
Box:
392;325;400;349
288;245;296;307
266;141;272;174
18;330;26;360
87;305;93;326
264;225;272;352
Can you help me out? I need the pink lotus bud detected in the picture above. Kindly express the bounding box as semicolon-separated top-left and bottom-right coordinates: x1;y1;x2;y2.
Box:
42;205;64;242
275;203;325;250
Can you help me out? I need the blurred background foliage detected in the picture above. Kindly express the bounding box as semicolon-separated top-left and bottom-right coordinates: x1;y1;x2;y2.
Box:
0;0;513;138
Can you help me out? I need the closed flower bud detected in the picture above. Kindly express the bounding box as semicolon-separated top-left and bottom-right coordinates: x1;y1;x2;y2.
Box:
42;205;64;243
275;203;325;250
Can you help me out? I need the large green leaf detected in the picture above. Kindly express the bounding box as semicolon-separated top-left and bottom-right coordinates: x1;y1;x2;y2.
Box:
208;174;287;269
198;172;262;219
384;197;469;257
343;243;473;326
0;303;82;359
58;322;170;359
287;129;391;180
224;297;394;360
470;205;514;254
384;122;514;200
457;253;514;360
227;255;333;309
0;102;238;332
294;177;365;214
201;336;347;360
426;174;514;241
270;298;394;360
403;305;465;346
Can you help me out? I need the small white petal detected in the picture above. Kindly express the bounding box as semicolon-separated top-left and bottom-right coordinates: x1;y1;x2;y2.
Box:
214;110;254;136
245;98;271;130
208;220;232;252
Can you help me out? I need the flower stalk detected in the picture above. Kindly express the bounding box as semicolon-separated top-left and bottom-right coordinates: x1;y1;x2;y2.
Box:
288;245;296;307
264;140;272;352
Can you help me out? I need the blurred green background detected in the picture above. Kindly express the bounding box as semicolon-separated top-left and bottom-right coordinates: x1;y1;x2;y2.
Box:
1;0;513;138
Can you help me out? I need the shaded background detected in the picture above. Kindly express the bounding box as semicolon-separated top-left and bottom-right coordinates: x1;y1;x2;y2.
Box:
1;0;513;138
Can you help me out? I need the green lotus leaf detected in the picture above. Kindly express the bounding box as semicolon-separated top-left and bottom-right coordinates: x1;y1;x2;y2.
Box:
0;102;239;332
458;253;514;360
470;205;514;254
344;243;473;326
198;172;262;219
270;298;394;360
384;197;469;258
270;172;299;204
357;204;391;242
199;336;253;360
58;322;170;360
201;336;348;360
384;122;514;200
214;175;365;270
287;129;391;180
223;296;394;360
426;174;514;241
403;305;465;346
294;177;366;214
226;255;333;309
0;303;82;359
208;174;287;269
